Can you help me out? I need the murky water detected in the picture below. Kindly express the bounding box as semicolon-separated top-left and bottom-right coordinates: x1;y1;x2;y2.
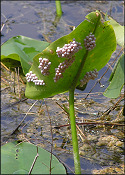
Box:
1;1;124;174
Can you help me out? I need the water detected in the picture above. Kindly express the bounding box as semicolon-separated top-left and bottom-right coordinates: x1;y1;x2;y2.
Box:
1;1;124;174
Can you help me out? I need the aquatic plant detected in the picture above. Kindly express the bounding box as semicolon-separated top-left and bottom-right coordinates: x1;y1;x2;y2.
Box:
24;11;116;174
55;0;62;17
1;10;117;174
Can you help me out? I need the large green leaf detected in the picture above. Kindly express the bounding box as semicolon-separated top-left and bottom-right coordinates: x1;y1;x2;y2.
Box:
1;141;66;174
103;54;124;98
1;35;50;74
104;13;124;47
25;11;116;99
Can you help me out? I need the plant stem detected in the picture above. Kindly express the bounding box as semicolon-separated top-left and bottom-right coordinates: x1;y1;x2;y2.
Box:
55;0;62;17
69;88;81;174
68;12;100;174
69;51;89;174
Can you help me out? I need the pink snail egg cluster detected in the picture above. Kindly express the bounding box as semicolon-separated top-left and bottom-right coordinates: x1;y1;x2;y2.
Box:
80;69;98;86
38;57;51;76
33;79;45;86
56;38;82;58
25;71;45;86
26;71;38;82
54;39;82;82
84;33;96;51
53;58;75;82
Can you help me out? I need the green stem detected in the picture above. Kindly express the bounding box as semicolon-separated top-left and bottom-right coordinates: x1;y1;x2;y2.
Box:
69;88;81;174
69;12;101;174
69;52;89;174
55;0;62;17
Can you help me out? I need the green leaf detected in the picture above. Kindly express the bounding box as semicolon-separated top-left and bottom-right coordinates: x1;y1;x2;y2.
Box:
1;141;66;174
104;13;124;47
25;11;116;99
103;54;124;98
1;35;50;74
